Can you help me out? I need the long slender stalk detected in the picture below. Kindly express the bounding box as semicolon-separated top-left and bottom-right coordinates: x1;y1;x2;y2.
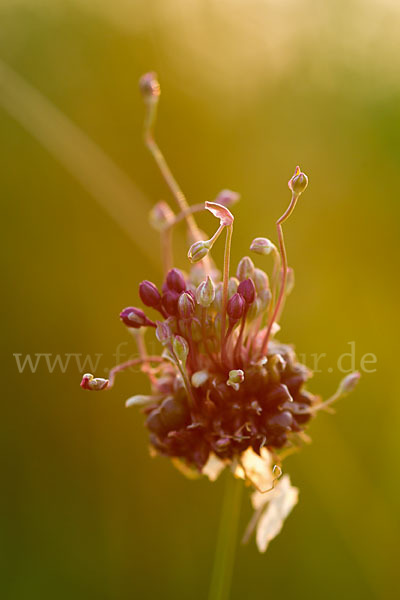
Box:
208;474;243;600
107;355;163;388
220;225;233;362
142;92;214;275
143;99;200;242
260;194;298;355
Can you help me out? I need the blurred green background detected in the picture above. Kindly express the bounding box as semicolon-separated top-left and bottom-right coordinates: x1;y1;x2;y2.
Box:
1;1;399;598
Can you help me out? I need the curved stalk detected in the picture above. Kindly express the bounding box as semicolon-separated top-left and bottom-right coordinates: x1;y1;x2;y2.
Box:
260;193;298;355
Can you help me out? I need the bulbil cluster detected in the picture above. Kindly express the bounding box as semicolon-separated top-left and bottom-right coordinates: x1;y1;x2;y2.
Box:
81;72;359;499
111;259;317;474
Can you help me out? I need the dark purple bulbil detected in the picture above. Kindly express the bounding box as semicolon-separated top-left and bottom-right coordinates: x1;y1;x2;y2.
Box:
162;290;180;316
227;293;246;322
237;278;256;305
166;268;186;293
144;344;315;469
139;280;162;308
119;307;155;328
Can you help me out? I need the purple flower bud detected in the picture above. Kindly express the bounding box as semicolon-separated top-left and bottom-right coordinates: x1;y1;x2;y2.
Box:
237;278;256;305
214;437;231;451
227;293;246;322
178;291;195;320
162;290;179;316
214;189;240;207
166;268;186;293
139;280;161;308
267;410;293;431
120;307;155;328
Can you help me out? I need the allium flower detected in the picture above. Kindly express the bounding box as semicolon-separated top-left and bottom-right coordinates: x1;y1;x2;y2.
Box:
80;72;359;554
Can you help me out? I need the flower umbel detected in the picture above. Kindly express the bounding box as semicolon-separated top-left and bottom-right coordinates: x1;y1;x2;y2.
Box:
80;73;359;554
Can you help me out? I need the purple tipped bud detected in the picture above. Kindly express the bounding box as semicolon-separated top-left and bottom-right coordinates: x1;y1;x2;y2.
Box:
178;292;196;320
120;307;155;328
80;373;109;391
288;166;308;195
236;256;255;281
214;189;240;207
237;278;256;305
338;371;361;396
139;280;161;308
250;237;276;256
156;320;172;345
166;268;186;293
268;410;293;431
196;275;215;308
139;72;160;102
227;293;246;322
187;240;211;263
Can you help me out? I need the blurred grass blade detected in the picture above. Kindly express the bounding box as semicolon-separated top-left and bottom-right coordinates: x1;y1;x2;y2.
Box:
0;59;158;267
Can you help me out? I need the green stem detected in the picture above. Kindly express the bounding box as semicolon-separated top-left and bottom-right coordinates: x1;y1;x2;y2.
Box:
208;475;243;600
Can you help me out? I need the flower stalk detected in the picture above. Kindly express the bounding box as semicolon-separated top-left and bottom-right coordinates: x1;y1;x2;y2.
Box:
140;73;204;248
208;474;243;600
220;224;233;363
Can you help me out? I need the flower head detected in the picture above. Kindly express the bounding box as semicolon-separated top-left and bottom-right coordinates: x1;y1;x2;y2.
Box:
80;73;360;553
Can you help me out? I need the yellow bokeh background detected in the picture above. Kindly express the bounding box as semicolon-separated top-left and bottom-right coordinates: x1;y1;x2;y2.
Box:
1;1;399;598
